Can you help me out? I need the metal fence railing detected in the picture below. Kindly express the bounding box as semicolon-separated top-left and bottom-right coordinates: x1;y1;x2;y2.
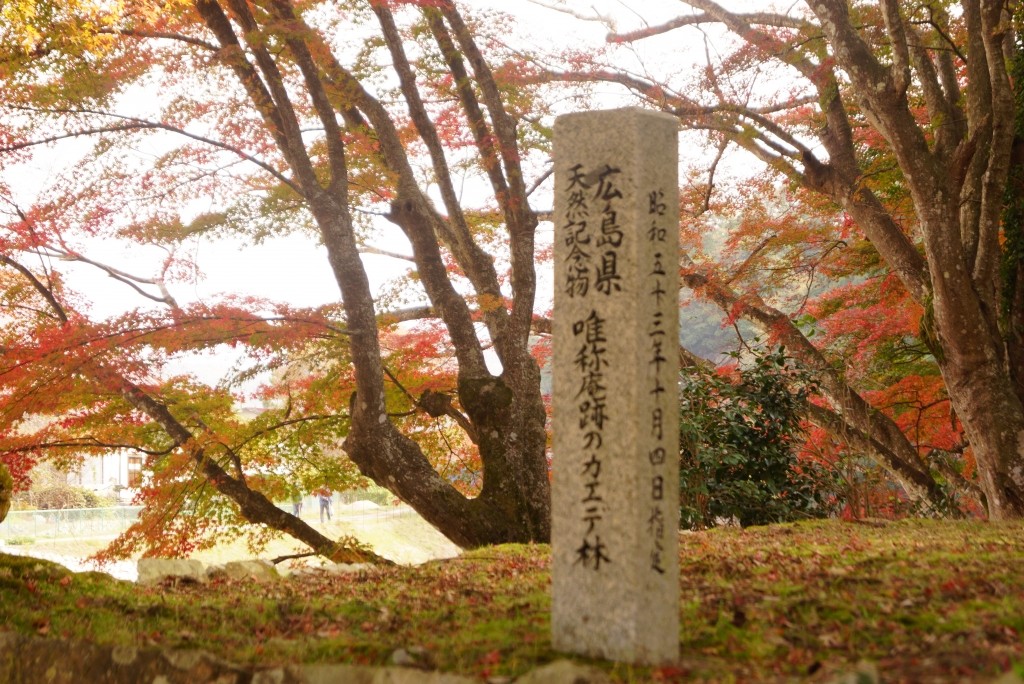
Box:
1;501;415;543
281;498;415;524
0;506;143;542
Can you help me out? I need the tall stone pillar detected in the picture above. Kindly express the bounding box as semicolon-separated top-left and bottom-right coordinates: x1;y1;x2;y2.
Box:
551;107;680;665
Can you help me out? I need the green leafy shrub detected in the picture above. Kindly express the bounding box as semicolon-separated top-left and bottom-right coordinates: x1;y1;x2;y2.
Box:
32;485;88;510
338;484;398;507
28;485;117;510
679;345;840;529
80;489;117;508
5;536;36;546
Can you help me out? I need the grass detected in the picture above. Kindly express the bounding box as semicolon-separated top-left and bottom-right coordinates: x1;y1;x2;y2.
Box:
3;507;461;570
1;519;1023;682
3;536;36;546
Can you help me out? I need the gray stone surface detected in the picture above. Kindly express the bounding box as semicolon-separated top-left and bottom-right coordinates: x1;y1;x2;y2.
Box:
297;664;475;683
217;559;281;583
0;632;686;684
389;646;434;669
137;557;207;585
324;561;376;575
0;632;483;684
0;631;256;683
513;660;612;684
993;672;1024;684
827;661;879;684
551;107;681;665
287;562;376;580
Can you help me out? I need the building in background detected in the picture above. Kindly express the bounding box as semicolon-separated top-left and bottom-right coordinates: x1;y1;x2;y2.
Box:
69;451;137;504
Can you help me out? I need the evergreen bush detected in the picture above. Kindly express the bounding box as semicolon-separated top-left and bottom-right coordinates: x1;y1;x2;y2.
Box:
679;345;840;529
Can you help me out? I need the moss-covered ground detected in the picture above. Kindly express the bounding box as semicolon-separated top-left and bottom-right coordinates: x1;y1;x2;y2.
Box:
1;519;1023;682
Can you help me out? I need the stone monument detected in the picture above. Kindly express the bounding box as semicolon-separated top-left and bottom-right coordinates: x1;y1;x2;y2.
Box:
551;107;681;665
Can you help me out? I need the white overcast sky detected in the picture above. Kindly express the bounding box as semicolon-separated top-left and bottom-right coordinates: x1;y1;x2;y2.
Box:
4;1;716;386
11;0;699;316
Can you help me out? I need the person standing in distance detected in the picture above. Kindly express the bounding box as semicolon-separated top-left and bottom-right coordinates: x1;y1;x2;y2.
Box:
316;486;332;523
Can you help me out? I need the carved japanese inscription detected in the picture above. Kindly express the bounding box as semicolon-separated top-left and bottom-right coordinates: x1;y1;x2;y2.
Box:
552;107;680;665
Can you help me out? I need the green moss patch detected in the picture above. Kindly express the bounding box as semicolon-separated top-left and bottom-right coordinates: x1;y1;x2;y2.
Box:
2;520;1023;682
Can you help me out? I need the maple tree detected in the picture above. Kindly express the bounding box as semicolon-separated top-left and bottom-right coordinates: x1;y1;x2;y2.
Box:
542;0;1024;517
1;0;554;555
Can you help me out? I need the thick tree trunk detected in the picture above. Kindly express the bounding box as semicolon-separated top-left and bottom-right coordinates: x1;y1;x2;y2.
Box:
601;0;1024;519
309;195;551;548
343;377;551;548
931;280;1024;517
944;370;1024;517
796;0;1024;518
190;0;553;547
0;461;11;524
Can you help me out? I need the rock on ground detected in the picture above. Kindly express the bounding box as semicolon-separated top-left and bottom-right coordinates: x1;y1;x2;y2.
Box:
136;558;206;585
0;634;618;684
513;660;612;684
211;559;280;583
